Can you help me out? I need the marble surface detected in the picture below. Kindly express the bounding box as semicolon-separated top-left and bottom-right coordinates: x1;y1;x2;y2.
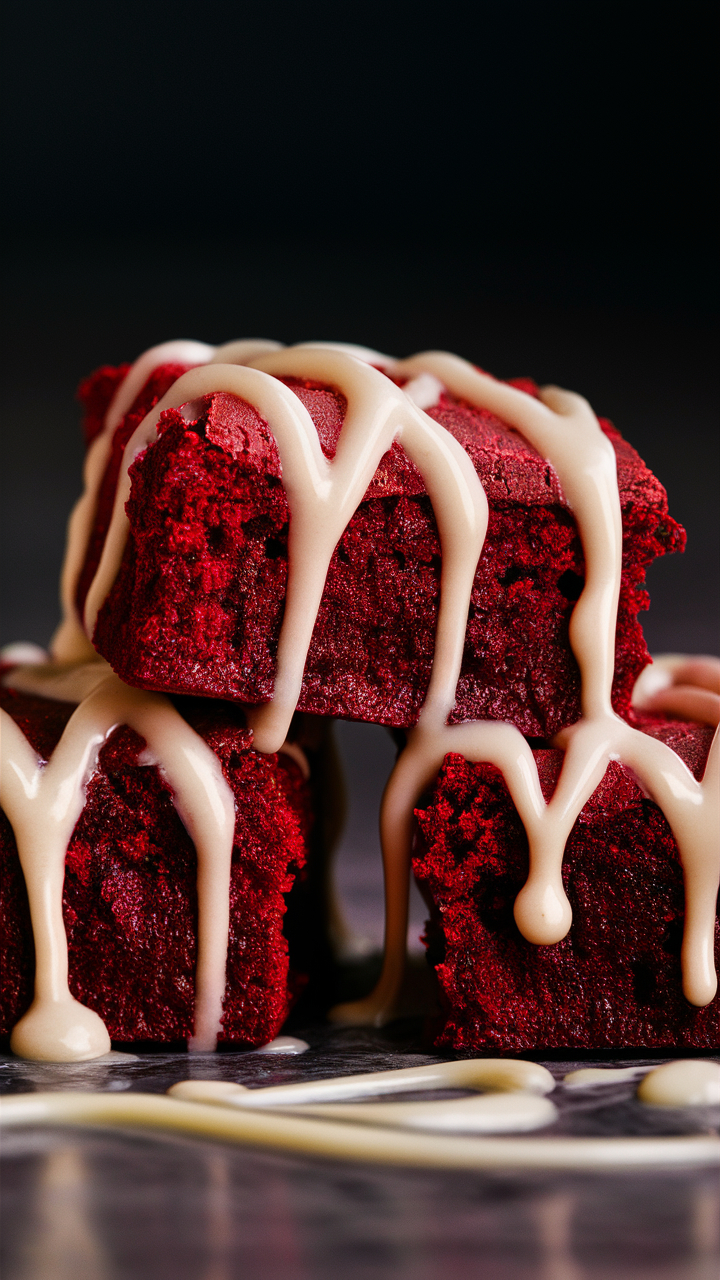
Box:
2;1024;719;1280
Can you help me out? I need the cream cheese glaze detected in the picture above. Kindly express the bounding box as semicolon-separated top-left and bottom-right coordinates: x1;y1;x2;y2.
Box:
2;338;719;1060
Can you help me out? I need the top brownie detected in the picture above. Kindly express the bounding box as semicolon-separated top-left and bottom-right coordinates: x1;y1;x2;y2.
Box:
86;367;683;738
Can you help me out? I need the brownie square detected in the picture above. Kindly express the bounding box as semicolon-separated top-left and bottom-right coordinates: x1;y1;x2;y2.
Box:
0;687;313;1047
413;716;719;1050
87;369;683;738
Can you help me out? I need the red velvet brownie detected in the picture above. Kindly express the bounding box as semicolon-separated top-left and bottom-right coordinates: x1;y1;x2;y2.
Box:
413;715;719;1050
83;366;683;738
0;685;312;1047
3;339;715;1061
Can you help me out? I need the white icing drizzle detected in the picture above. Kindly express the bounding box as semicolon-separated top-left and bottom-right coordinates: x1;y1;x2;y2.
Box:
2;1086;718;1170
52;341;216;665
276;741;310;779
168;1057;557;1132
50;338;281;666
0;670;236;1060
169;1077;557;1134
173;1056;556;1106
210;338;285;365
83;349;488;755
563;1065;650;1087
4;338;719;1061
633;654;720;727
637;1059;720;1107
2;1057;718;1168
291;340;396;369
4;658;115;703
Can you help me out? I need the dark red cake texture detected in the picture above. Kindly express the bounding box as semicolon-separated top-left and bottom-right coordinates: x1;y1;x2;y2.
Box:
74;361;194;616
80;364;684;741
413;716;719;1051
3;358;699;1054
0;687;312;1047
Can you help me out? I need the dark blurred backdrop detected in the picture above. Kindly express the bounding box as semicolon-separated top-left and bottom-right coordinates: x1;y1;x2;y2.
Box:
0;0;717;951
2;0;717;654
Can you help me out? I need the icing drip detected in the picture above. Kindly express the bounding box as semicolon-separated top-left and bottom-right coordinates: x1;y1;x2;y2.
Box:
0;669;236;1060
82;349;488;753
52;341;216;665
0;642;48;667
51;338;282;667
4;337;719;1058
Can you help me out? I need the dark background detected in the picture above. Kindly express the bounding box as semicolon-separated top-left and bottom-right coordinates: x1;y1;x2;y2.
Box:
1;11;719;1273
2;0;717;655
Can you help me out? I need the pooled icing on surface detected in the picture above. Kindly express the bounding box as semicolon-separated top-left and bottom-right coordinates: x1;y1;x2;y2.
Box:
1;1057;718;1168
3;338;719;1058
168;1057;558;1134
636;1058;720;1107
563;1065;650;1087
564;1059;720;1106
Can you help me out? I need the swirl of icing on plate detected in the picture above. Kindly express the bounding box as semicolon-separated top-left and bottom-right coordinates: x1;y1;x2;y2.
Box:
169;1055;558;1133
3;338;719;1058
1;1057;719;1168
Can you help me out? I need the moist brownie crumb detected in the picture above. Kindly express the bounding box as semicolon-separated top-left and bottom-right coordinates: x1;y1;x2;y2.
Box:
0;687;313;1047
90;373;683;737
414;716;718;1050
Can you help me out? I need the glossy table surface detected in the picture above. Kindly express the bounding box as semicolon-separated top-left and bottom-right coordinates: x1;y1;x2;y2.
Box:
2;1024;719;1280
